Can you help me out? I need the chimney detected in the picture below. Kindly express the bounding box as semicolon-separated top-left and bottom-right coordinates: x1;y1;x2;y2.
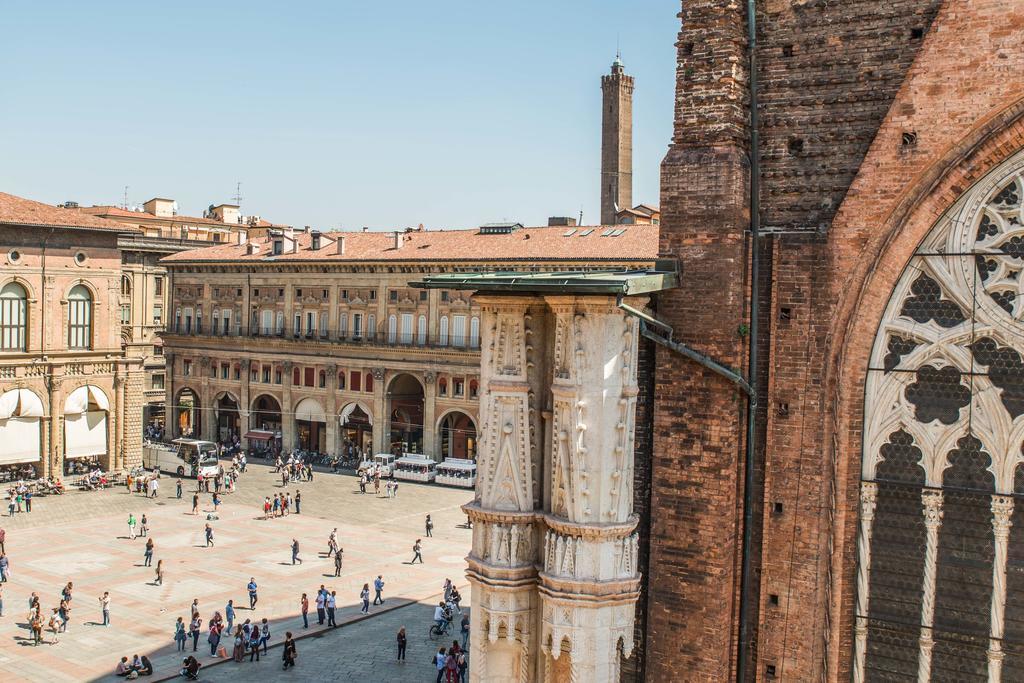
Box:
548;216;577;227
311;230;321;251
336;236;346;255
237;230;248;246
393;232;402;250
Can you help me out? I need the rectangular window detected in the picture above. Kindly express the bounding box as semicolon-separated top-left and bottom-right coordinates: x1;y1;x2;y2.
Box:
296;289;302;297
152;374;165;390
68;297;92;349
441;291;449;302
233;365;240;380
353;313;362;339
304;367;315;387
222;310;232;335
452;315;466;347
322;289;328;299
339;313;348;339
341;289;348;301
120;303;131;324
262;365;271;383
306;311;316;336
369;290;376;300
183;359;192;377
275;369;282;384
350;371;362;392
454;378;465;397
400;313;413;344
319;371;326;388
250;366;259;382
365;372;374;392
152;304;163;325
419;290;428;301
293;313;301;336
389;290;398;302
319;312;328;336
221;364;228;379
154;276;163;296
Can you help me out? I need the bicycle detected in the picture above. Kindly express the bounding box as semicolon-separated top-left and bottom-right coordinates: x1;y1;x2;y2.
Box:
428;619;453;641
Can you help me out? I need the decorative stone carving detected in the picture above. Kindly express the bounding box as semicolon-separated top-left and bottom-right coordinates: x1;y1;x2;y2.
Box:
917;489;943;682
989;495;1014;681
371;367;385;381
424;370;436;384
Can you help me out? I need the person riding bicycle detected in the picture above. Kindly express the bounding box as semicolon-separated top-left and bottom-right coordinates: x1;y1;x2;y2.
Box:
434;601;452;632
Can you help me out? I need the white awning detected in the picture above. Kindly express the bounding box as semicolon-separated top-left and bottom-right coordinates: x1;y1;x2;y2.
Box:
0;389;44;419
294;397;326;423
65;411;107;458
64;385;110;415
339;402;372;426
0;418;41;464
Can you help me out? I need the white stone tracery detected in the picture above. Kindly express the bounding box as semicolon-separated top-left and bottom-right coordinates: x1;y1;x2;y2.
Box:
856;148;1024;682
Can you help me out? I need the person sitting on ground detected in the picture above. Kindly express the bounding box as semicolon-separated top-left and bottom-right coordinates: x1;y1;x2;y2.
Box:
138;654;153;676
115;656;131;677
180;656;200;680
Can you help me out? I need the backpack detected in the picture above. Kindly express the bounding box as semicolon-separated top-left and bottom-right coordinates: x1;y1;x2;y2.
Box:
446;654;458;671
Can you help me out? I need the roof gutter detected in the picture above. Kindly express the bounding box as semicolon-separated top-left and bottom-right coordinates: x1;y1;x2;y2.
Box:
616;297;753;396
738;0;762;678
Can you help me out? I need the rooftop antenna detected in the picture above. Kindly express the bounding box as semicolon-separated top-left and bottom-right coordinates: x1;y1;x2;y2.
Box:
122;185;129;210
232;181;243;208
578;208;584;225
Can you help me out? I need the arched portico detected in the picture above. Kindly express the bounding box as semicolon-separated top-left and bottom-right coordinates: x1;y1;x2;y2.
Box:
387;373;424;455
174;387;200;439
214;391;240;444
294;396;326;452
436;409;478;460
339;401;373;455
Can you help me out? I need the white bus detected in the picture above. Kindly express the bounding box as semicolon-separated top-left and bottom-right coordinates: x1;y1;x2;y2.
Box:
143;439;221;478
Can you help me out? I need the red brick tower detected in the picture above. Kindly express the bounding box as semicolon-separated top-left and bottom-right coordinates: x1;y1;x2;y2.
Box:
601;55;634;226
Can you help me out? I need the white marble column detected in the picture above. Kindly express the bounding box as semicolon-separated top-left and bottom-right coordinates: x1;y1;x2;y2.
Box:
538;296;641;682
988;495;1013;682
917;488;944;683
467;296;543;683
853;481;878;683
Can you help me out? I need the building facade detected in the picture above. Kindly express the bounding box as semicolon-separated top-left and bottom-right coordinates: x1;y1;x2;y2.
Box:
82;198;281;433
643;1;1024;682
0;193;144;479
160;224;657;461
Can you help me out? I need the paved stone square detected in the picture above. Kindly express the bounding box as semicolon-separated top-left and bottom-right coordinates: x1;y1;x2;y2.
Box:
0;462;473;681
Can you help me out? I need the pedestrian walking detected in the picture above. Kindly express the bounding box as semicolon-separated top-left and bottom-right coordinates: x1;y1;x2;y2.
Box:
148;478;159;499
259;617;270;654
0;553;8;582
0;526;5;554
282;631;297;669
127;513;137;540
460;612;470;649
140;514;149;537
207;621;221;657
300;593;309;628
397;626;407;662
205;524;214;547
176;479;183;499
190;599;199;616
0;584;4;617
98;592;110;626
174;617;187;651
225;600;235;633
334;548;343;576
425;514;434;537
144;538;154;566
327;528;338;557
212;492;220;512
248;578;258;609
291;538;302;565
24;491;32;512
248;625;261;661
435;647;447;683
191;493;199;515
374;575;385;605
315;589;326;625
189;613;202;652
412;539;423;564
263;497;271;520
294;491;301;514
231;626;245;662
360;583;370;614
155;559;164;585
326;590;337;627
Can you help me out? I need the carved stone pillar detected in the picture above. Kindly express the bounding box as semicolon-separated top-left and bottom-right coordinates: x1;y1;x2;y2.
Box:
853;481;878;683
199;358;213;441
282;361;294;451
917;488;944;682
989;495;1014;681
164;352;175;437
467;296;543;683
423;370;437;459
46;372;62;479
239;359;251;440
325;364;338;455
537;296;641;682
371;367;386;454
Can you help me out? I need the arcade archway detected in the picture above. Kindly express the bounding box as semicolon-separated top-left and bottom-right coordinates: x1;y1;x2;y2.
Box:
215;393;240;444
340;402;373;456
438;410;477;460
294;397;326;452
175;387;200;438
387;373;424;455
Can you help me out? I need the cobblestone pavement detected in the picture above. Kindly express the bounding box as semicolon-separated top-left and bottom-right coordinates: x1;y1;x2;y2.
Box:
199;596;470;682
0;462;473;682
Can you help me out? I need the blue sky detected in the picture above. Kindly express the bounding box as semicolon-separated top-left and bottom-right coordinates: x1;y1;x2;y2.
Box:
0;1;677;230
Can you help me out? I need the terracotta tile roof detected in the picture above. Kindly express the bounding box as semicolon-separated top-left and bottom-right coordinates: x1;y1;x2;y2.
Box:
162;224;659;264
81;205;286;229
0;193;135;232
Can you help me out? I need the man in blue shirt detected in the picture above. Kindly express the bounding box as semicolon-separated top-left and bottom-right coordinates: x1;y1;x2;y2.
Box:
225;600;235;632
373;575;385;605
247;578;258;609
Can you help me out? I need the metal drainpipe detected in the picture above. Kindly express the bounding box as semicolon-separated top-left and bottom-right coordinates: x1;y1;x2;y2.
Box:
737;0;761;679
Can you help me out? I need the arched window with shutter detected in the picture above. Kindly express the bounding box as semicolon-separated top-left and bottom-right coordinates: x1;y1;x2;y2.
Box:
0;282;27;351
67;284;92;349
